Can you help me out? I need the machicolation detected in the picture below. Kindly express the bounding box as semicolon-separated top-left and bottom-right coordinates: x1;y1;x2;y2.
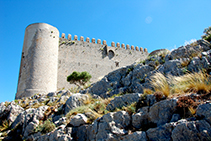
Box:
16;23;149;99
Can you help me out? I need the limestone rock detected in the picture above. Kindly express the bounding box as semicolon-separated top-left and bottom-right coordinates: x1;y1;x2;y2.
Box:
146;122;175;141
87;111;130;141
148;99;177;126
157;60;183;76
196;103;211;124
132;107;149;129
23;122;38;138
171;120;211;141
54;117;67;126
188;56;210;72
120;131;147;141
69;114;87;127
64;93;89;115
4;101;24;124
75;125;88;141
106;93;141;111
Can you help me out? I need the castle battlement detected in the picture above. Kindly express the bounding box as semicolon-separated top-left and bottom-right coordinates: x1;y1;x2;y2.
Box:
60;33;148;53
16;23;148;99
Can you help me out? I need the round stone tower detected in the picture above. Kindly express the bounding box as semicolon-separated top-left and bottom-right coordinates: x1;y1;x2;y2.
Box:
16;23;59;99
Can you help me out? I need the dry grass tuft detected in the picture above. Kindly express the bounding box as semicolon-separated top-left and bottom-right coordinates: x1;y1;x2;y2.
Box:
150;73;171;97
172;71;211;94
143;89;154;95
66;96;113;123
150;71;211;97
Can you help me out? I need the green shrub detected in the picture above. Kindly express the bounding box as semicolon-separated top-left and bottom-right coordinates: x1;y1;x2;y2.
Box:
67;71;91;88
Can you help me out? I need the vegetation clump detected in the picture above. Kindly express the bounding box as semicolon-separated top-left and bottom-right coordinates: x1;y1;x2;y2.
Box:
149;71;211;97
202;26;211;42
67;71;92;89
35;119;56;134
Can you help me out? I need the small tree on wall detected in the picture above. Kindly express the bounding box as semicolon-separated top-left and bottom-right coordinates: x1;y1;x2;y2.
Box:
67;71;92;89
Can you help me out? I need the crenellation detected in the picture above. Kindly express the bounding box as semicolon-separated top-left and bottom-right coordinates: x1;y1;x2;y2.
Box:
144;48;148;53
121;43;125;49
116;42;120;48
103;40;107;45
140;47;143;52
68;34;71;40
111;42;115;47
80;36;84;41
92;38;95;43
86;37;90;43
126;44;130;49
74;35;78;41
97;39;101;44
60;33;147;52
62;33;65;38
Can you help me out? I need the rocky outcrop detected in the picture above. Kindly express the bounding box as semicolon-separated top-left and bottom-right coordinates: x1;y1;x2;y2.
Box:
87;39;211;97
0;39;211;140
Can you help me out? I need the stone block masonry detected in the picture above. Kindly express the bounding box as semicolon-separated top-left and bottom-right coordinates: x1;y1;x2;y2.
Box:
16;23;148;99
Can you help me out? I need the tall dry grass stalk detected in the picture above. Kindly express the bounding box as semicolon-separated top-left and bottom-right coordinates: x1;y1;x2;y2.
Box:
150;72;171;97
150;71;211;96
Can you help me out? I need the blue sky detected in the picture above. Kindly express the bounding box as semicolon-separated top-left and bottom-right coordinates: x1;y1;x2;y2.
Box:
0;0;211;103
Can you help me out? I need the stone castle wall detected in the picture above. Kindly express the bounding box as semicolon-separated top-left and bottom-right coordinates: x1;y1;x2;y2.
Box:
16;23;148;99
57;34;148;90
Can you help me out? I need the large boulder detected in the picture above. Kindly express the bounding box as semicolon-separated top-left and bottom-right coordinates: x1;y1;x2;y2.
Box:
171;119;211;141
196;103;211;124
148;99;177;126
132;107;149;129
146;122;175;141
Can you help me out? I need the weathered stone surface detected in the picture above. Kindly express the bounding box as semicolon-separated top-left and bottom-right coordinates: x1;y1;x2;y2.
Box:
170;39;211;60
196;103;211;124
170;114;181;122
54;117;67;126
171;119;211;141
146;122;175;141
47;92;57;97
132;65;154;82
148;99;177;126
23;122;38;138
57;95;69;103
132;107;149;129
4;101;24;124
69;114;87;127
106;93;141;111
188;56;210;72
87;111;130;141
76;125;88;141
157;60;183;76
0;102;6;116
88;78;110;96
120;131;147;141
64;93;89;115
11;106;48;130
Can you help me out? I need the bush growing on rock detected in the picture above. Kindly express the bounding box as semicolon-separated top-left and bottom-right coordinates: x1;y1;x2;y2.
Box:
67;71;91;89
